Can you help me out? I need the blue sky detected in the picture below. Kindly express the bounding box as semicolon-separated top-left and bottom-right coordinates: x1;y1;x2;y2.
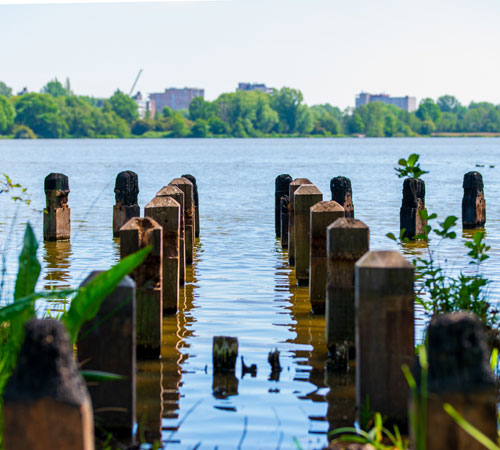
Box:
1;0;499;108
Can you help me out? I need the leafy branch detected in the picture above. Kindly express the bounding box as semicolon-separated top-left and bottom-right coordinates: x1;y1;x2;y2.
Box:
395;153;428;179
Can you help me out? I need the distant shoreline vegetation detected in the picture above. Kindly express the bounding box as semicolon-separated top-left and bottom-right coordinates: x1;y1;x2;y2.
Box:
1;79;500;139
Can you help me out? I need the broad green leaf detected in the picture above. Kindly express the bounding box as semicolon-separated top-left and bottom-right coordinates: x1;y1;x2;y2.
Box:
407;153;419;167
442;216;458;230
14;224;41;305
386;232;397;241
398;158;407;166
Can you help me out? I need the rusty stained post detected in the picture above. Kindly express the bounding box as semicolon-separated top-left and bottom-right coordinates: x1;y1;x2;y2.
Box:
4;319;94;450
330;176;354;218
43;173;70;241
288;178;312;265
169;178;195;265
120;217;163;359
462;171;486;229
280;195;290;249
77;273;136;435
294;184;322;285
275;174;292;238
355;251;414;428
144;196;180;314
309;201;345;313
400;177;426;240
113;170;140;237
181;174;200;238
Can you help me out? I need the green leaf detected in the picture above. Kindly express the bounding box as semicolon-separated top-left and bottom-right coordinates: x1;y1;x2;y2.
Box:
80;370;125;382
490;348;498;372
62;246;151;344
398;158;407;167
386;232;397;241
14;224;41;305
407;153;419;167
442;216;458;231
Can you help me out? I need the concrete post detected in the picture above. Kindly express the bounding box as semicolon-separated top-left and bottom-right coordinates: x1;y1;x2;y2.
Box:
157;185;186;285
4;319;94;450
294;184;322;284
43;173;70;241
113;170;140;237
145;196;180;314
275;174;292;237
120;217;163;359
400;178;426;240
77;273;136;435
330;176;354;218
280;195;290;249
326;218;369;368
309;201;345;313
169;178;195;265
462;171;486;229
355;251;414;427
181;174;200;238
422;312;496;450
288;178;312;265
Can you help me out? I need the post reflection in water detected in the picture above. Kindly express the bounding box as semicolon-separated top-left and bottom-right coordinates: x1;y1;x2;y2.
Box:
42;240;72;315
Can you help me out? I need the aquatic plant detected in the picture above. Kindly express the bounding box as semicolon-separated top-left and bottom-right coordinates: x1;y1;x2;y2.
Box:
394;153;428;179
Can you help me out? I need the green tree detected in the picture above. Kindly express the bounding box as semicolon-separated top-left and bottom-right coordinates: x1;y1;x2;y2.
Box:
41;78;68;98
189;97;215;121
437;95;461;113
416;98;441;123
59;96;95;137
169;112;189;137
270;87;304;133
346;110;365;134
162;106;173;118
0;95;15;134
208;116;230;135
295;105;314;134
255;96;279;133
131;119;153;136
109;90;139;123
0;82;12;98
190;118;210;137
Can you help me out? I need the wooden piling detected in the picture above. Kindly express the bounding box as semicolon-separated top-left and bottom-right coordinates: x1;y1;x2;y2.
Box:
157;185;186;285
181;174;200;238
43;173;70;241
4;319;94;450
462;171;486;229
309;201;345;313
77;273;136;434
120;217;163;358
294;184;322;284
145;196;180;314
280;195;290;249
400;177;426;239
355;251;414;427
113;170;140;237
421;312;496;450
275;174;292;237
213;336;238;374
288;178;312;265
169;178;195;265
326;218;369;367
330;176;354;218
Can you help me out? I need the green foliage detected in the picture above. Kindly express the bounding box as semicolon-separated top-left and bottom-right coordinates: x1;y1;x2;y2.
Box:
169;112;190;137
395;153;428;179
0;96;15;134
108;90;139;123
417;98;441;123
0;174;30;204
41;78;68;98
0;82;12;98
12;124;36;139
131;119;153;136
191;118;210;138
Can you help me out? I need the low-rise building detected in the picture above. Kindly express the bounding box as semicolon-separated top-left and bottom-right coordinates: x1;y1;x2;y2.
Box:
149;87;204;116
355;92;417;112
237;83;274;95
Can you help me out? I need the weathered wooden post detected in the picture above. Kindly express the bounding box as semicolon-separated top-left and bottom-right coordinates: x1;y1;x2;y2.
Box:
309;201;345;313
212;336;239;398
145;196;180;314
280;195;290;249
355;251;414;427
294;184;322;284
120;217;163;358
330;176;354;218
157;185;186;285
43;173;70;241
77;273;136;435
113;170;140;237
462;171;486;229
326;218;369;368
400;178;426;239
275;174;292;238
288;178;312;265
4;319;94;450
421;312;496;450
181;174;200;238
169;178;195;265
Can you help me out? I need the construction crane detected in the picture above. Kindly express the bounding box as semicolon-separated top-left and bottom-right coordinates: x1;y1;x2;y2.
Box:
128;69;143;97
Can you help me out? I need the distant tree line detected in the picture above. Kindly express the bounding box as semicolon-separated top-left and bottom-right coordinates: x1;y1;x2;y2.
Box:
1;79;500;139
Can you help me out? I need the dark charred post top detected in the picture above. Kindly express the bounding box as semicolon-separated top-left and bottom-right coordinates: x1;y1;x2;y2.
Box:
400;178;426;239
44;173;69;210
462;171;486;229
115;170;139;207
275;174;292;237
330;176;354;218
280;195;290;249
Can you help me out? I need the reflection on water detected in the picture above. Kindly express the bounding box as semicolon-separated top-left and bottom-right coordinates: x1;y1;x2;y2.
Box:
42;240;72;290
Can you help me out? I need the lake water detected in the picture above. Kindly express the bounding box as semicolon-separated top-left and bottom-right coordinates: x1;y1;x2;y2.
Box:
0;137;499;449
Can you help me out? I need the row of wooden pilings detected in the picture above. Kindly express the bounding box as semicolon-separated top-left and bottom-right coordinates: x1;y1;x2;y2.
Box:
275;172;494;449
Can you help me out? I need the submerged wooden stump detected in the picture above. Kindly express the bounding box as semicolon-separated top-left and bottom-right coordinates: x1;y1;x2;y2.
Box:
400;177;426;240
330;176;354;218
4;319;94;450
355;251;414;428
77;273;136;435
145;196;180;314
462;171;486;229
275;174;292;238
181;174;200;238
113;170;140;237
43;173;70;241
120;217;163;359
213;336;238;374
280;195;290;249
326;218;369;367
169;178;195;265
294;184;322;285
288;178;312;265
309;201;345;313
421;312;496;450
